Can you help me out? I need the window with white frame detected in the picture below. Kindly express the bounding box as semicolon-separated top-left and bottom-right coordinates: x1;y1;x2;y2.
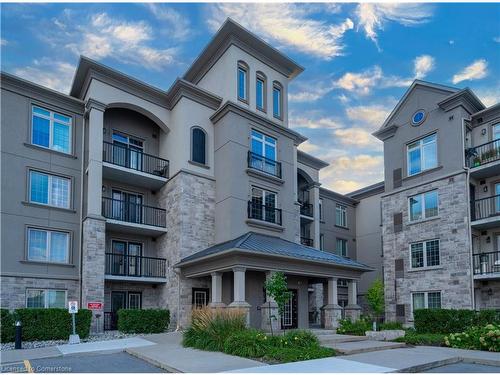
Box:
336;238;348;257
250;187;278;224
32;106;72;154
337;279;348;287
407;133;437;176
410;239;440;268
27;228;70;263
250;130;278;176
256;73;266;111
29;170;70;209
412;291;441;312
272;82;282;119
26;289;66;308
237;62;248;102
335;204;347;227
409;190;438;221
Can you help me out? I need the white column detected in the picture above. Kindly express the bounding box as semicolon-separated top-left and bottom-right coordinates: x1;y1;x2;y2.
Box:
322;277;342;330
327;277;339;306
210;272;225;307
348;280;358;306
86;100;106;217
232;267;246;303
311;183;321;249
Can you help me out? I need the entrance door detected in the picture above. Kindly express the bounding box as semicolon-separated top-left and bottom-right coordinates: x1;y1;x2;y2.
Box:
192;288;209;309
282;289;298;329
109;291;126;330
112;190;143;224
112;132;144;171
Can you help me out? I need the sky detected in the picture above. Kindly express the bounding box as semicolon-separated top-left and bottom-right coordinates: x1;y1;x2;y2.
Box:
1;2;499;194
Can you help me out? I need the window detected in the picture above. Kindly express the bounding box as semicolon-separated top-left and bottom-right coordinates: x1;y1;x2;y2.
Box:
336;238;348;257
237;62;248;102
256;73;266;111
493;123;500;141
26;289;66;308
111;132;144;170
412;291;441;312
29;171;70;209
272;82;282;119
409;190;438;221
32;106;72;154
250;187;279;224
319;199;324;221
250;130;278;176
191;127;207;165
337;279;348;287
410;239;440;268
335;204;347;227
27;228;70;263
319;234;324;250
407;133;437;176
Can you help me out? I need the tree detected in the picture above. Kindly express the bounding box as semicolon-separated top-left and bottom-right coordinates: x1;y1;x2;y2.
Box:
366;278;385;330
264;272;292;334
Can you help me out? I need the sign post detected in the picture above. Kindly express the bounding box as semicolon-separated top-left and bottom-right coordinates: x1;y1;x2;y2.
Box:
68;301;80;344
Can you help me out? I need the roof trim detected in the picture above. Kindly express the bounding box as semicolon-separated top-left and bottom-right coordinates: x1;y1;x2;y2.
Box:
471;102;500;118
319;187;358;205
438;88;485;114
297;150;329;170
165;78;223;110
347;181;385;199
183;18;304;83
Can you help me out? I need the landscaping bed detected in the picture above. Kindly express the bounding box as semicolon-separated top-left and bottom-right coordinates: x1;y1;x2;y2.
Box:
182;307;335;363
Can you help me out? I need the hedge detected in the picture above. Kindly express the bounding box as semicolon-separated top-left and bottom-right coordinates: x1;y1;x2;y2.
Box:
117;309;170;333
1;309;15;343
414;309;500;334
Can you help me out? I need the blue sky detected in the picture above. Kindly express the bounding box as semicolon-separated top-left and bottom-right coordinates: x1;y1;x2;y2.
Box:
1;3;499;193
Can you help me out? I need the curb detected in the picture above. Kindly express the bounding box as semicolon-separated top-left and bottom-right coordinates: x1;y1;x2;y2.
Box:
125;348;183;373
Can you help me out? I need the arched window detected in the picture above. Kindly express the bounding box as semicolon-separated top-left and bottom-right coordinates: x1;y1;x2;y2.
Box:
272;81;283;119
256;71;267;112
237;61;249;102
191;127;207;165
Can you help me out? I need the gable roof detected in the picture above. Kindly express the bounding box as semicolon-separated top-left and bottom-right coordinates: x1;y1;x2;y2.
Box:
176;231;372;271
183;18;304;83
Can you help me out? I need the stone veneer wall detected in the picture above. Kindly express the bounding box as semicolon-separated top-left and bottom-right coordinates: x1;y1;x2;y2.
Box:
382;172;473;324
0;276;80;310
475;280;500;309
157;171;215;328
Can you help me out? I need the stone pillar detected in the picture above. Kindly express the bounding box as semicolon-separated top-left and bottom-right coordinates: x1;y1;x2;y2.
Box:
209;272;226;308
321;277;342;330
345;280;361;322
311;183;321;249
261;271;281;332
228;267;251;326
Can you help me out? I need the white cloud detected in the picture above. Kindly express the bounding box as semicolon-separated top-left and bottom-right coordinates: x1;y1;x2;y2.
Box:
414;55;435;79
290;115;342;130
452;59;488;84
298;141;319;154
334;128;382;149
0;38;8;46
146;4;192;41
494;36;500;43
355;3;433;48
333;66;383;95
13;59;75;94
207;3;354;59
345;104;394;130
476;86;500;107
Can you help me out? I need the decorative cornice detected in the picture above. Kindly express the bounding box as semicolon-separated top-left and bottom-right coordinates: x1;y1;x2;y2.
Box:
85;98;107;112
165;78;222;110
319;187;358;206
373;124;398;141
347;181;385;200
297;150;329;170
438;88;485;114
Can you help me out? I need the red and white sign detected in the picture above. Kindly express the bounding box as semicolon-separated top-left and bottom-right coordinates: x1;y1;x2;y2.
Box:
87;302;103;310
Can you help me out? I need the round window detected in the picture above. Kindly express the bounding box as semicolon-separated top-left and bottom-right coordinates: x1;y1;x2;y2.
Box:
412;110;426;126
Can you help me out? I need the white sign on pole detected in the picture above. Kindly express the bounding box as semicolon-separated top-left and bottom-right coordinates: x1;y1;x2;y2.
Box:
68;300;78;314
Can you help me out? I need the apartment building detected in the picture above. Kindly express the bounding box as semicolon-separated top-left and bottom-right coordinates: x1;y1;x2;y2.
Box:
374;81;500;324
1;19;378;333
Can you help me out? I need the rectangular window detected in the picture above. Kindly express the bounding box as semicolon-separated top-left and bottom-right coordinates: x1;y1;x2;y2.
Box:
32;106;72;154
273;85;282;119
319;234;324;251
27;228;70;263
251;187;278;224
412;291;441;313
256;77;265;111
407;133;437;176
409;190;438;221
335;204;347;227
29;171;70;209
26;289;66;308
410;239;440;268
493;123;500;141
238;66;247;101
337;279;348;287
250;130;278;176
319;199;324;221
336;238;348;257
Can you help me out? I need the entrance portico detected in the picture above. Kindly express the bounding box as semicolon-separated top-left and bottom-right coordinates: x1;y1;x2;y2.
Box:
176;232;371;330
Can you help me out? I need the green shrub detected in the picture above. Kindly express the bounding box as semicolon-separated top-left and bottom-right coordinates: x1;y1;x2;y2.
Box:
117;309;170;334
264;346;335;363
337;318;371;336
394;330;446;346
223;329;271;358
0;309;15;343
379;321;403;331
282;329;319;347
13;308;92;341
445;324;500;352
414;309;500;334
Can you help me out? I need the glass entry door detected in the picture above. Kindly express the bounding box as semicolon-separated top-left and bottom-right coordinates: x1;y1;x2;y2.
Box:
281;289;298;329
112;190;143;224
112;133;144;171
111;240;142;276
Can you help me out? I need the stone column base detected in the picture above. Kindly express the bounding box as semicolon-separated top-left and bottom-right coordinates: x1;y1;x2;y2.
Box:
208;302;227;309
229;301;251;326
345;304;361;322
260;301;281;332
321;304;343;330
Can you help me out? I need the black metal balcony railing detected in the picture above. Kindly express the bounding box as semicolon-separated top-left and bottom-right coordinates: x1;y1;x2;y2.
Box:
470;194;500;221
247;151;282;178
103;141;169;178
102;197;166;228
247;201;282;226
105;253;167;278
300;237;314;247
473;251;500;275
299;201;313;217
466;139;500;169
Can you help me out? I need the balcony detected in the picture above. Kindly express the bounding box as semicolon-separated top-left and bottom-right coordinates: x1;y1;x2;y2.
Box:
470;195;500;229
299;201;314;219
102;141;169;189
247;201;282;226
466;139;500;179
473;252;500;279
247;151;282;180
102;197;167;236
300;237;314;247
105;253;167;283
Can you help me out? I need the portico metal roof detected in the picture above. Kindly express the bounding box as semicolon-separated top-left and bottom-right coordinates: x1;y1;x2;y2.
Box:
176;232;372;271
